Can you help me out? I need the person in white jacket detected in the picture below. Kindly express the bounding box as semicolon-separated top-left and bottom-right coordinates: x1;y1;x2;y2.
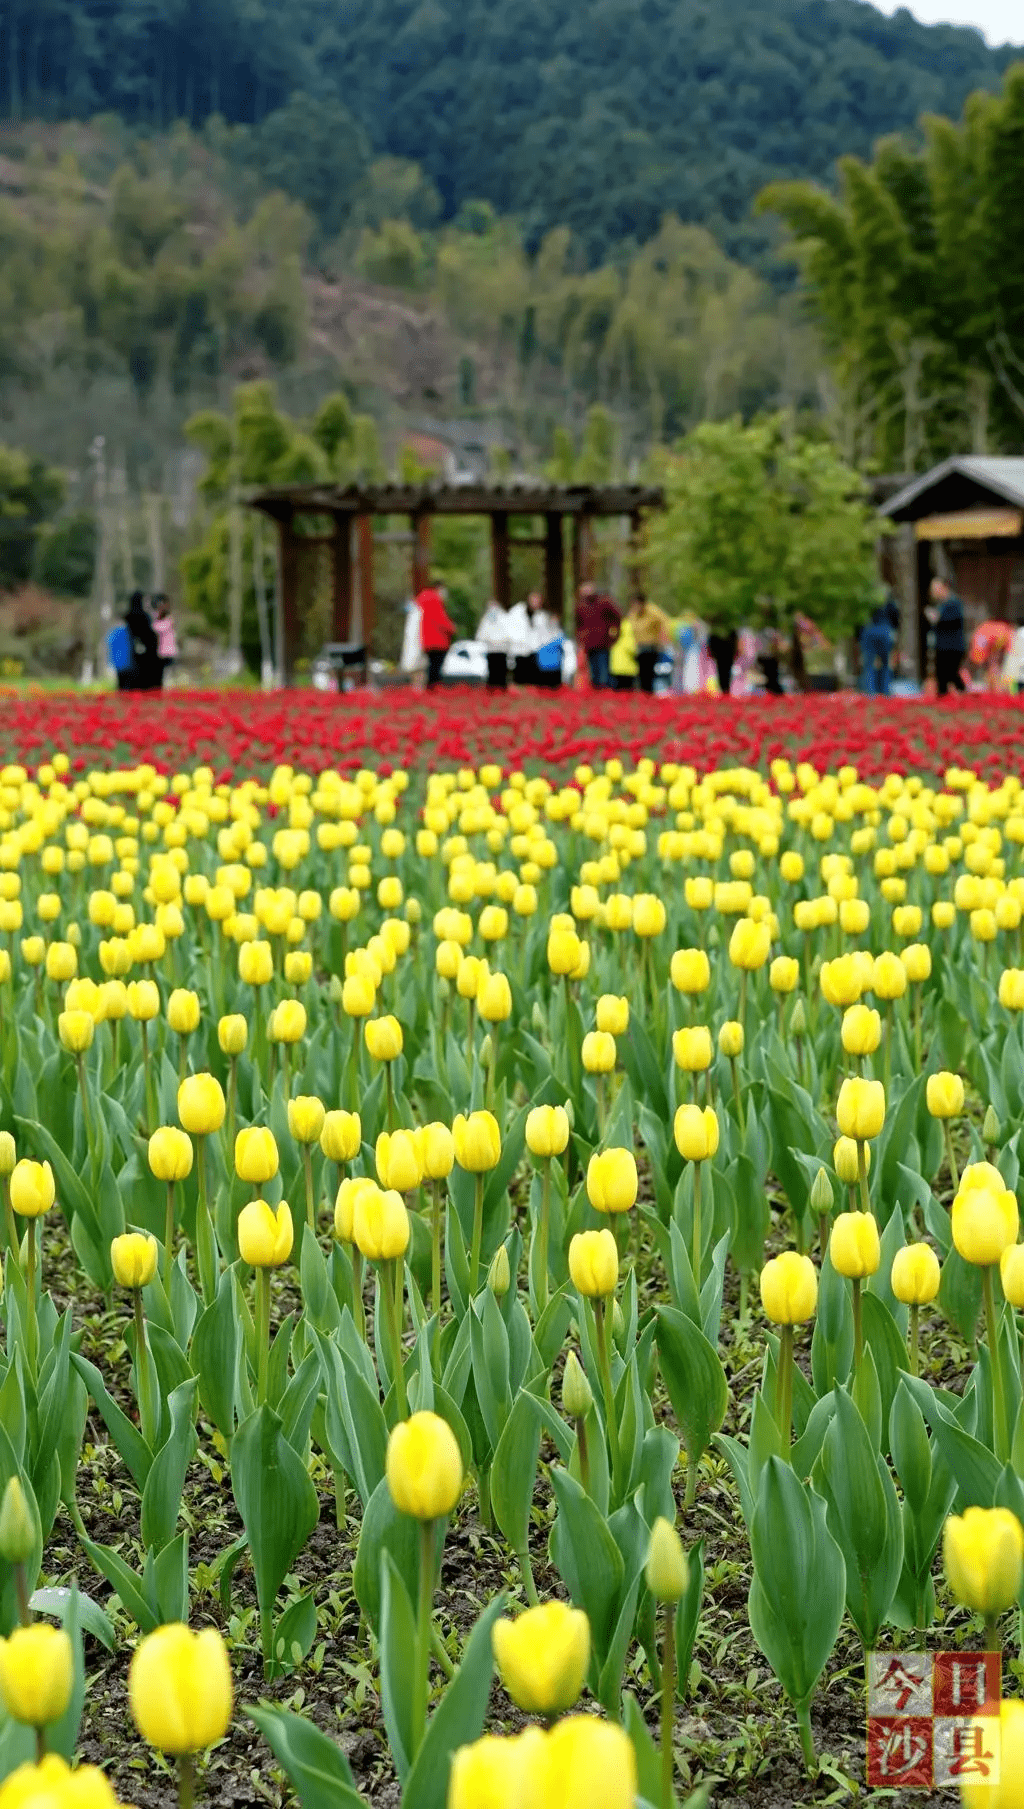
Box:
505;599;535;685
476;600;510;689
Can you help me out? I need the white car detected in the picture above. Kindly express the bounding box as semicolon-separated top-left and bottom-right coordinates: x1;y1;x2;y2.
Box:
441;639;579;685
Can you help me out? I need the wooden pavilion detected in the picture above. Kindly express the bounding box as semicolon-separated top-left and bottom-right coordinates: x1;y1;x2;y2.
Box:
879;457;1024;677
247;479;664;681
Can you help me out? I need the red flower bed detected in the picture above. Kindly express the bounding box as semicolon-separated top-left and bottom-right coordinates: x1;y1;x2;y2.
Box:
2;689;1022;780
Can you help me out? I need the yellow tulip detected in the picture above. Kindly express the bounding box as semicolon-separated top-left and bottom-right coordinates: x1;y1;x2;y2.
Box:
0;1625;72;1726
829;1210;881;1279
477;973;512;1023
901;943;931;983
760;1251;818;1324
453;1111;501;1173
353;1187;410;1261
645;1517;690;1602
178;1074;226;1137
673;1103;719;1162
44;941;76;983
166;988;200;1034
492;1602;590;1716
283;1095;323;1145
547;927;582;975
568;1228;619;1298
1001;1243;1024;1308
581;1030;616;1075
670;948;710;994
449;1731;547;1809
375;1129;423;1193
952;1166;1019;1267
872;951;907;1000
525;1104;570;1160
127;979;160;1021
217;1014;248;1056
728;917;770;970
926;1072;964;1119
632;894;666;937
320;1111;362;1164
111;1232;159;1290
365;1015;403;1062
596;995;629;1035
417;1122;456;1181
684;877;713;912
386;1410;463;1519
820;954;862;1008
269;999;306;1044
237;1199;293;1269
841;1004;881;1057
999;969;1024;1011
944;1506;1024;1616
769;956;799;993
962;1700;1024;1809
58;1009;94;1054
718;1020;744;1059
128;1623;233;1754
534;1716;638;1809
586;1148;638;1215
891;1243;940;1305
147;1127;193;1184
234;1127;279;1186
334;1176;377;1244
0;1134;14;1176
342;973;375;1017
835;1077;885;1141
672;1026;712;1072
238;939;274;987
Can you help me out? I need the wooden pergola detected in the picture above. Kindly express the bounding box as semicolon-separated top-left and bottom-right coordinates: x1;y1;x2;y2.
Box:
247;479;664;680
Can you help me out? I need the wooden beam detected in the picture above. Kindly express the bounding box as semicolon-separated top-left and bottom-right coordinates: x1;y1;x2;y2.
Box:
332;516;353;642
412;514;431;594
915;508;1023;541
278;513;300;685
545;513;565;622
357;515;375;656
491;514;511;608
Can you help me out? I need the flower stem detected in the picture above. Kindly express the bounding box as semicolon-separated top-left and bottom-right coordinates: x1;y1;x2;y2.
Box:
385;1062;395;1135
178;1751;195;1809
351;1246;365;1342
469;1173;484;1298
857;1140;871;1216
431;1181;443;1332
24;1217;37;1375
660;1598;677;1809
163;1181;176;1293
909;1302;920;1378
303;1146;315;1232
797;1703;816;1773
537;1161;551;1317
944;1121;960;1196
576;1414;591;1495
776;1323;794;1455
692;1159;703;1286
256;1267;271;1406
851;1277;863;1374
730;1056;746;1136
76;1056;94;1166
595;1299;621;1484
982;1264;1010;1462
382;1259;408;1418
411;1519;435;1760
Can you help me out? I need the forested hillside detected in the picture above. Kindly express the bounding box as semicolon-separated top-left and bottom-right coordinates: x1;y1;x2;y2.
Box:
0;0;1018;261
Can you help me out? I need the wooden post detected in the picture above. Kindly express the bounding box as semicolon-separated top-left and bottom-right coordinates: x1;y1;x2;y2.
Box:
357;515;375;656
491;514;511;608
412;514;431;595
278;512;300;685
917;537;933;685
545;513;565;622
572;516;593;595
629;510;644;592
332;515;353;642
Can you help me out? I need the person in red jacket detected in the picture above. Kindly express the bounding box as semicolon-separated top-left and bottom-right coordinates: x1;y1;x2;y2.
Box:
417;580;456;689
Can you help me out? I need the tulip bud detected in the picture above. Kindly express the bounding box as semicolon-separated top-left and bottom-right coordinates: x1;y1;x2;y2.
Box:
487;1245;511;1298
645;1517;690;1603
562;1351;593;1420
479;1032;494;1072
983;1104;1001;1147
0;1132;16;1177
810;1166;834;1218
531;1000;546;1036
0;1477;34;1565
386;1411;463;1520
789;996;807;1037
0;1625;73;1727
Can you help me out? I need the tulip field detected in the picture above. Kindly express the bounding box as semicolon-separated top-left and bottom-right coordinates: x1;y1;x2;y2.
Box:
3;689;1024;1809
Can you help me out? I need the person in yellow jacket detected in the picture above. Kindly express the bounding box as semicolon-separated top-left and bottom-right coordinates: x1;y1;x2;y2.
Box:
609;612;638;691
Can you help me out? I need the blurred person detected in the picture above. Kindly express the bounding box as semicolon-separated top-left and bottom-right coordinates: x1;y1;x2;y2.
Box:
630;592;670;694
609;608;638;691
476;598;510;689
416;576;456;690
928;578;966;697
1003;617;1024;695
125;591;160;692
575;582;620;689
507;597;536;685
707;626;738;695
859;601;895;696
531;596;564;691
152;595;178;689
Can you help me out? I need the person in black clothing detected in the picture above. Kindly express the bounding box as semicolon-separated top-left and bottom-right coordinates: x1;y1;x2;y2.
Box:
929;579;967;696
707;627;738;695
125;591;160;692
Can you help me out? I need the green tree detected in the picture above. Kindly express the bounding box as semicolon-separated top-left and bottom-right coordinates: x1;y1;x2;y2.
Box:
646;417;880;648
0;445;65;589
